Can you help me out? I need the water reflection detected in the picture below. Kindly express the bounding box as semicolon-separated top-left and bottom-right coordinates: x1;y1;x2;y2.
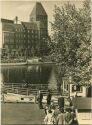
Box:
1;65;57;90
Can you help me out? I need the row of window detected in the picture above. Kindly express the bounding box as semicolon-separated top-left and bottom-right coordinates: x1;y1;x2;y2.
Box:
4;38;39;44
4;35;39;41
15;28;39;33
37;15;47;20
4;32;39;38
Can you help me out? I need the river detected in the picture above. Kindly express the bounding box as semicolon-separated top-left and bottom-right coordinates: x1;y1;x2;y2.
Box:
1;64;58;90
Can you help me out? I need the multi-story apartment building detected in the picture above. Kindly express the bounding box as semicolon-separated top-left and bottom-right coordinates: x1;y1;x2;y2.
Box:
1;2;49;59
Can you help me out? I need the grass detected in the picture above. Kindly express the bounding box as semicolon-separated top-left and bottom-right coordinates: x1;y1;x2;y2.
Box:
1;103;45;125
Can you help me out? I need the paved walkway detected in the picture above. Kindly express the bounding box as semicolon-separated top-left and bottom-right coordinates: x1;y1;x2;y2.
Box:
1;103;45;125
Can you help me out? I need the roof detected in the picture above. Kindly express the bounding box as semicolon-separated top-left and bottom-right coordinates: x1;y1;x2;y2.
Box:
2;22;24;32
21;22;38;30
2;23;15;32
73;97;92;109
1;18;14;23
2;20;39;32
30;2;47;20
13;24;23;29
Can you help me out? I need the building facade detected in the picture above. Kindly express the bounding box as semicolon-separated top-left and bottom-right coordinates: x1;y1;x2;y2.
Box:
1;2;49;60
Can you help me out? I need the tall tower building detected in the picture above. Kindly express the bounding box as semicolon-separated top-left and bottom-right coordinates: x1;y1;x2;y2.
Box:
29;2;48;37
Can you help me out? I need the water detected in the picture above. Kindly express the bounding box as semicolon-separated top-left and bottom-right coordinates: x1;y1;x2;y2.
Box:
1;64;58;90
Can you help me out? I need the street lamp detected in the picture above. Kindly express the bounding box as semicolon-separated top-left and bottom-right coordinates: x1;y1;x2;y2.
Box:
69;76;72;98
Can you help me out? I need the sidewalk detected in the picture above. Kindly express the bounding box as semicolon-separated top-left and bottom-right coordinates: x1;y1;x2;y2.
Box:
1;103;45;125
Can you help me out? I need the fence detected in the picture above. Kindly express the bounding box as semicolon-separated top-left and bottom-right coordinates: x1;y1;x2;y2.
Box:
2;82;60;96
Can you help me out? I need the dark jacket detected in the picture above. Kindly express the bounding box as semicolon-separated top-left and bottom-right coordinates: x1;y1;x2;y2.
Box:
58;97;64;108
37;93;43;102
47;93;52;104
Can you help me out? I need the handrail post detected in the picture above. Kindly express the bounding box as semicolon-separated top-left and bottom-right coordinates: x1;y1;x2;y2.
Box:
22;84;23;88
12;83;13;90
16;89;18;94
27;89;29;96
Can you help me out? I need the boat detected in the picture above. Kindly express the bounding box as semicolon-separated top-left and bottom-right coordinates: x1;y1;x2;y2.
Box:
2;93;36;103
27;57;42;65
2;92;61;104
26;57;55;65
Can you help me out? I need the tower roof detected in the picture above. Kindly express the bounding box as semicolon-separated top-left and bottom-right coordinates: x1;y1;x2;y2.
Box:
30;2;47;17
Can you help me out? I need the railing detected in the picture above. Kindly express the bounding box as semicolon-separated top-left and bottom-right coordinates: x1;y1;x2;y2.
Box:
2;82;60;96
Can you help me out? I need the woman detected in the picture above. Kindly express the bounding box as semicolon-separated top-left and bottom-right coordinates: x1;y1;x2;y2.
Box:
37;90;43;109
44;108;54;124
57;108;65;125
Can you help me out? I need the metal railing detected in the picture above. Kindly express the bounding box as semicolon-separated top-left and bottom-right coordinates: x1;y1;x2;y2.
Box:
2;82;59;96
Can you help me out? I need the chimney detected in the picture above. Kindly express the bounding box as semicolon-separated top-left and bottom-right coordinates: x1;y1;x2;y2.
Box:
15;16;18;24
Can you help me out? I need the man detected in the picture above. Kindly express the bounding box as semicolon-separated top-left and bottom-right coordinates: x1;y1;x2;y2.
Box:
58;96;64;110
65;108;72;125
37;90;43;109
47;90;52;106
57;108;65;125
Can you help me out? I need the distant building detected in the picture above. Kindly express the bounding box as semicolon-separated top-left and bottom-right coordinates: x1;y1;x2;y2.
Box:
1;2;49;59
62;80;91;97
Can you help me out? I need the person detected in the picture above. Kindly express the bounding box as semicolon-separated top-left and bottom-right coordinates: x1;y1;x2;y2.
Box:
68;97;73;107
50;101;55;113
47;90;52;106
57;108;65;125
58;96;64;110
44;102;55;115
44;108;54;124
37;90;43;109
69;108;79;125
53;105;61;125
65;108;72;125
50;101;57;124
44;105;49;115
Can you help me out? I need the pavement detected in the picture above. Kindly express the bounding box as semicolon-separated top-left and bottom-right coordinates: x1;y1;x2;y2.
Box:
1;103;45;125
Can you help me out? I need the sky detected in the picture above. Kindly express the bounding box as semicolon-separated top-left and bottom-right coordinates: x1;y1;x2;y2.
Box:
0;0;84;31
0;0;85;48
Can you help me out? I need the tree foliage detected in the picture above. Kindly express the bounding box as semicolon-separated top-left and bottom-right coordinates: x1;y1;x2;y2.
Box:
51;0;91;87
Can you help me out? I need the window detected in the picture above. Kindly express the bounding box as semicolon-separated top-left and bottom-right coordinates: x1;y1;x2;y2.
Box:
28;30;30;33
72;85;76;92
4;33;9;37
72;85;82;92
76;85;82;92
66;84;69;91
32;30;34;33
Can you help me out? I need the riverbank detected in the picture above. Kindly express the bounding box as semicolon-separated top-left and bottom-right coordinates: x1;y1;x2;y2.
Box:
0;62;27;66
0;61;56;66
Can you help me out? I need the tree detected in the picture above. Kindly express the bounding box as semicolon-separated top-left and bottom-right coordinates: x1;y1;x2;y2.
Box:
74;0;91;85
51;0;91;91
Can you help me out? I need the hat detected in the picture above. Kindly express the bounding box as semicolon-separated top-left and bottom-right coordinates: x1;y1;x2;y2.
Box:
65;107;71;112
60;108;64;113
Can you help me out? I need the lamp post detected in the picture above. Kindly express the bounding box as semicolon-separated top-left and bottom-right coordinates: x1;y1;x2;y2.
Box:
69;76;72;98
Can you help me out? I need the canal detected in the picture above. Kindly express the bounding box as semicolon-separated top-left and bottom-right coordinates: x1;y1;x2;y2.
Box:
1;64;58;91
